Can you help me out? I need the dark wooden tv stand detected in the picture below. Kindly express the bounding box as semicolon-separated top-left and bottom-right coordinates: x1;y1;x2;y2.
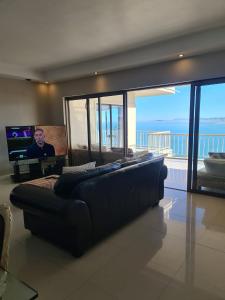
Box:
11;160;43;183
11;156;66;183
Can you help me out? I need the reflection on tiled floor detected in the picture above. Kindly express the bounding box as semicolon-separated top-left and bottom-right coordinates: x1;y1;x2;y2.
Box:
1;175;225;299
164;158;188;190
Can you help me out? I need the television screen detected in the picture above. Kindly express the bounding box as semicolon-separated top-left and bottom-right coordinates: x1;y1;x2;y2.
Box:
33;125;68;158
6;126;35;161
6;125;68;161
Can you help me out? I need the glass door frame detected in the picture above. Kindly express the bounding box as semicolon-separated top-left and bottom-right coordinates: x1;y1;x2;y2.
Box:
64;91;128;164
189;77;225;196
100;103;123;149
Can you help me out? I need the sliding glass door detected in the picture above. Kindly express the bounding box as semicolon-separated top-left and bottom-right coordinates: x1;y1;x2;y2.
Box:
192;82;225;196
67;93;125;166
100;95;124;154
100;104;123;149
66;78;225;196
127;85;191;191
89;97;101;164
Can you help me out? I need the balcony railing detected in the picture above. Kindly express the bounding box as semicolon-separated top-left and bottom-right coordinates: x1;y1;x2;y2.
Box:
101;129;225;159
136;131;225;158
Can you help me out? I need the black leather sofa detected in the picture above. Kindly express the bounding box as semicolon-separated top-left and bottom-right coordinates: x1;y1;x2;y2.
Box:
10;156;167;256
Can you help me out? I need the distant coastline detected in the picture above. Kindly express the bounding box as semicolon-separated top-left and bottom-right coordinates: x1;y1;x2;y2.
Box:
136;119;225;136
140;117;225;122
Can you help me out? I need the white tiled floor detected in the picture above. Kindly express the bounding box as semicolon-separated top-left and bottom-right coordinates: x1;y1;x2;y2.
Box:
1;175;225;300
164;158;188;190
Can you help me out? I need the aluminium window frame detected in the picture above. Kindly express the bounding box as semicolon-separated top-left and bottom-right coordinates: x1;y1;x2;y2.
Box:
64;76;225;197
65;92;127;164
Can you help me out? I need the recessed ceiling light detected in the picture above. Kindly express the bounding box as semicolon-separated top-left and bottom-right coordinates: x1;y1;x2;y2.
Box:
178;54;184;58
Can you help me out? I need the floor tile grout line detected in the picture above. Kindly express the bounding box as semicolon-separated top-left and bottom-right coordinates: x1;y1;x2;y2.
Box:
61;245;125;300
157;257;189;300
195;240;225;254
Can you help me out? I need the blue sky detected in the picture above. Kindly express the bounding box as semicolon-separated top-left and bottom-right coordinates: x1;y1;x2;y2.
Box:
136;83;225;121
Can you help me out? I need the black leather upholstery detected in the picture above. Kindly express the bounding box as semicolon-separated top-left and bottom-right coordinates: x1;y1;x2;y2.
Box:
11;184;69;214
10;156;167;256
72;157;165;240
54;162;121;197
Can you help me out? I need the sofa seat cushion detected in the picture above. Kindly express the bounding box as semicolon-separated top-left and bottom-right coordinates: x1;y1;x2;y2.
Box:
54;162;121;197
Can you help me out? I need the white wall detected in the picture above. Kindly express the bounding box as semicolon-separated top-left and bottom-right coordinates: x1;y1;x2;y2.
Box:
0;78;51;175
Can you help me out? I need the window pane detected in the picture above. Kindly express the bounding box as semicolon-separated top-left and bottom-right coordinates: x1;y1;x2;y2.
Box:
69;99;89;165
89;98;102;165
197;83;225;195
100;95;124;162
127;86;191;191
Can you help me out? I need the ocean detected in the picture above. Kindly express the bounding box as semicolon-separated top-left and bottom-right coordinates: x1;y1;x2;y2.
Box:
136;119;225;158
137;119;225;134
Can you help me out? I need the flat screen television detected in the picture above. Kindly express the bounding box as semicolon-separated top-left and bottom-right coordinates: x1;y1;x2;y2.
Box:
6;126;35;161
6;125;67;161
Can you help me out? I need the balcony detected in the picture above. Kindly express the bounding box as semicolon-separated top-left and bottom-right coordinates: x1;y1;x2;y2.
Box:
102;130;225;190
136;131;225;190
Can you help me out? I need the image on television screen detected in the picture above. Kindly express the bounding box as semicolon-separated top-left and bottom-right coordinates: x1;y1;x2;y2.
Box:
6;125;68;161
6;126;35;161
26;125;68;159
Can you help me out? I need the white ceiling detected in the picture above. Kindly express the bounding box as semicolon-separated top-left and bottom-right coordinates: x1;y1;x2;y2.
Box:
1;0;225;81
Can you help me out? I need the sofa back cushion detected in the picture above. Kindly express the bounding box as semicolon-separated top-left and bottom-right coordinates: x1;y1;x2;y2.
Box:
139;152;154;161
96;162;121;173
111;147;133;157
62;161;96;174
208;152;225;159
54;162;121;197
116;152;153;168
204;158;225;177
121;159;140;168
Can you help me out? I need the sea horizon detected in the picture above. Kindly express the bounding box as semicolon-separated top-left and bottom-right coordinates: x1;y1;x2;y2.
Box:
134;119;225;158
136;119;225;134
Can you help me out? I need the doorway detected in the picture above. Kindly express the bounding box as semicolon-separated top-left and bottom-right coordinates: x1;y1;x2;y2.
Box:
191;81;225;196
127;85;191;191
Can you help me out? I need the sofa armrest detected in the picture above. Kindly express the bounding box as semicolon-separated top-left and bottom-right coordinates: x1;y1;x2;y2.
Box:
10;184;68;215
65;200;92;256
10;185;93;256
